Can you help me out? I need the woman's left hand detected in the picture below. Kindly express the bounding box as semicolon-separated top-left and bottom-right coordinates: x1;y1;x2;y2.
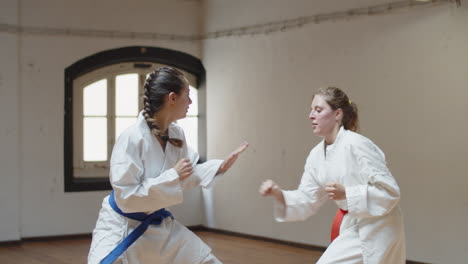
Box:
216;142;249;175
325;183;346;200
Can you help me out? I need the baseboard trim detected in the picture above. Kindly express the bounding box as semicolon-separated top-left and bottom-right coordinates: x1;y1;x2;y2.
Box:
0;226;430;263
0;240;22;246
0;233;92;246
188;225;327;252
23;233;92;241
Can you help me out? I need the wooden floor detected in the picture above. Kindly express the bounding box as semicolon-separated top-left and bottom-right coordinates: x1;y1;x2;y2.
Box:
0;231;322;263
197;231;322;263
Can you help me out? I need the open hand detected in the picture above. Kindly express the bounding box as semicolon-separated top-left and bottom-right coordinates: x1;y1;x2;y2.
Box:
216;142;249;175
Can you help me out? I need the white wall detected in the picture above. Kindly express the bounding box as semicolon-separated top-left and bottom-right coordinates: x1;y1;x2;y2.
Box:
0;0;204;240
0;0;21;242
2;0;467;263
202;0;468;263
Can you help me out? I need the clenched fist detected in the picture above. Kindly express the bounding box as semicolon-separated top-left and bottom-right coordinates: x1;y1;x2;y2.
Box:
259;179;285;204
325;182;346;200
174;158;193;181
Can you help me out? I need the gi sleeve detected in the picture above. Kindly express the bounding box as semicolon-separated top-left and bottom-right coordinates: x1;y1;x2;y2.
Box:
178;134;223;190
275;153;328;222
346;138;401;218
111;134;183;213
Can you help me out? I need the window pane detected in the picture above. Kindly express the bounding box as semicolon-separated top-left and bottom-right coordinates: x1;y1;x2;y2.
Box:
84;79;107;116
116;117;137;140
177;117;198;151
188;86;198;116
116;74;139;116
84;117;107;161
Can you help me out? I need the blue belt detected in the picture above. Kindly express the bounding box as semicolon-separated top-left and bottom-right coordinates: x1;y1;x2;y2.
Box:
100;190;174;264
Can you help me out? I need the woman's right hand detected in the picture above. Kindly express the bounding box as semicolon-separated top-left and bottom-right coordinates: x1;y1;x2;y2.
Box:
174;158;193;181
259;180;285;204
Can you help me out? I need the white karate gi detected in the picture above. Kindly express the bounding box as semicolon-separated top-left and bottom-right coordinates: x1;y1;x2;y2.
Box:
88;112;223;264
274;127;406;264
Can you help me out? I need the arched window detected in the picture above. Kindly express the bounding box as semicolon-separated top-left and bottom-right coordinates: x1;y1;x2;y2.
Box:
64;46;205;192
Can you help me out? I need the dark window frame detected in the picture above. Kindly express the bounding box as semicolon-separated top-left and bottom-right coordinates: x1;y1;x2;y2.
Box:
64;46;206;192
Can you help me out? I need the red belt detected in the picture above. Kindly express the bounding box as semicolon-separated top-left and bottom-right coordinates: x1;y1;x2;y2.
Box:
330;209;348;242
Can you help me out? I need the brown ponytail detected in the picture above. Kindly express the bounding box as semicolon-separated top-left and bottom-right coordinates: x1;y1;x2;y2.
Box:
142;67;186;148
314;87;359;132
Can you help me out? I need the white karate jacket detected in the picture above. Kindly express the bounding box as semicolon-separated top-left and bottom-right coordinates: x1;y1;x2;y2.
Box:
275;127;406;264
88;112;223;264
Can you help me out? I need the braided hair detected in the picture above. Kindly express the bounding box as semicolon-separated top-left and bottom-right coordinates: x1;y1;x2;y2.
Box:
314;87;359;132
142;67;187;148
